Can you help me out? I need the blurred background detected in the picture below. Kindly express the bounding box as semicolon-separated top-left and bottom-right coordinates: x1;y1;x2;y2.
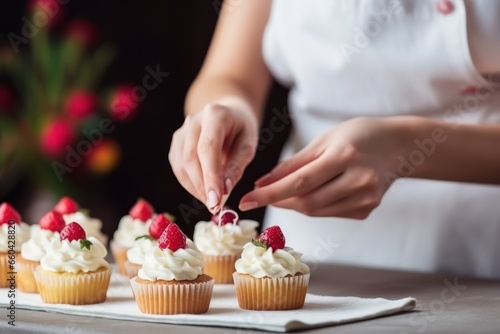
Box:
0;0;289;239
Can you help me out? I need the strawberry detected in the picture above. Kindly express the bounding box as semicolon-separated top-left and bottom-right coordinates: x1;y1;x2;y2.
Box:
54;196;79;215
149;214;172;239
210;206;238;225
158;223;186;252
60;222;93;250
39;210;66;232
0;203;21;225
129;198;154;221
253;226;285;252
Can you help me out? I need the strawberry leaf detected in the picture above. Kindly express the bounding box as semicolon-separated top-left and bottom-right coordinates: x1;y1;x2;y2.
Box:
251;239;268;249
80;239;93;250
135;235;154;241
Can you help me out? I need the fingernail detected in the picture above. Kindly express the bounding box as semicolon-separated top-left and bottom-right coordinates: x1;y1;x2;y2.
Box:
255;173;271;186
206;190;219;209
239;201;259;211
224;178;233;194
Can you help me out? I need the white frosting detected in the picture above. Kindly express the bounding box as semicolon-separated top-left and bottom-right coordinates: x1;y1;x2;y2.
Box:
138;240;203;281
63;211;108;245
21;225;59;261
40;236;110;273
113;215;152;248
126;237;156;265
193;220;258;256
235;243;310;278
0;222;30;252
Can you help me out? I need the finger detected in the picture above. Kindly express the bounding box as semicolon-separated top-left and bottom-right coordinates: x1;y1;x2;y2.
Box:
181;123;206;202
300;192;381;219
169;129;201;200
197;105;232;210
254;140;322;187
223;130;257;194
239;155;346;211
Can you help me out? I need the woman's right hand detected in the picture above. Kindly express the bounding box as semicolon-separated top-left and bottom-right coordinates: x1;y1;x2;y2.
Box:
168;102;259;212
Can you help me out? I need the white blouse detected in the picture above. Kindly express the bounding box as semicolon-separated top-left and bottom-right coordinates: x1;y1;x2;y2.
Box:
262;0;500;279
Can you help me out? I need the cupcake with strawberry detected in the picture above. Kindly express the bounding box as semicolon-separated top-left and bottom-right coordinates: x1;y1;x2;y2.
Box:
18;211;66;293
124;213;172;278
193;208;258;283
54;196;108;245
0;203;31;288
34;222;111;305
111;198;155;275
233;226;310;310
130;223;214;315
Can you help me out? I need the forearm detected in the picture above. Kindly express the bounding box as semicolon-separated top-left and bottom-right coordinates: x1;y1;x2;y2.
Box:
396;116;500;184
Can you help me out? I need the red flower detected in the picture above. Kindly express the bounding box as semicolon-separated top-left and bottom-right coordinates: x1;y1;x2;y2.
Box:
65;90;98;120
40;118;75;157
108;85;138;121
65;20;97;48
28;0;64;28
0;84;15;113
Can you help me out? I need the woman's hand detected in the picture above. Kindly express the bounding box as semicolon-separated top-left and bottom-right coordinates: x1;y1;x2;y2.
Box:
239;117;409;219
169;102;259;212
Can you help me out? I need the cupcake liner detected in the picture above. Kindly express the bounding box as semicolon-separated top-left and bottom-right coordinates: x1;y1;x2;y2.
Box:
124;261;141;279
233;272;310;310
110;240;128;275
0;252;17;288
130;276;215;315
17;257;39;293
34;266;111;305
202;254;239;284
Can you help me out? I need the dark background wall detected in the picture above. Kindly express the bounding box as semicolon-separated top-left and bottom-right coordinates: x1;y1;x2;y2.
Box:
0;0;290;239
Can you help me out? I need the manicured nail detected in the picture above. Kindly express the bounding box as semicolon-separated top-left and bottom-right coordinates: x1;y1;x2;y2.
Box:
255;173;271;186
224;178;233;194
206;190;219;209
239;201;259;211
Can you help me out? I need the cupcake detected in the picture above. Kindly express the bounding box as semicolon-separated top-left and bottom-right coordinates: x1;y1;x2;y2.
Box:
0;203;31;288
18;211;65;293
125;213;172;278
34;222;111;305
193;208;258;283
233;226;310;310
111;199;155;275
54;196;108;245
130;223;214;315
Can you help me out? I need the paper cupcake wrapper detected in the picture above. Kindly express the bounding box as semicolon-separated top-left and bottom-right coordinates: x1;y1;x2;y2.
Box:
0;252;17;288
124;261;142;279
34;266;111;305
233;272;310;310
130;277;215;315
17;257;39;293
202;254;239;284
110;240;129;275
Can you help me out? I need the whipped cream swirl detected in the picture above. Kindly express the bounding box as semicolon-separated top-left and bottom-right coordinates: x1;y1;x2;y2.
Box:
138;240;203;281
21;225;59;261
194;219;258;256
63;211;108;245
126;237;156;265
0;222;30;252
235;242;310;278
113;215;152;248
40;236;110;273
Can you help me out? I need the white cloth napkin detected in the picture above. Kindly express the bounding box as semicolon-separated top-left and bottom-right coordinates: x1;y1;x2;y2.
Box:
0;271;416;332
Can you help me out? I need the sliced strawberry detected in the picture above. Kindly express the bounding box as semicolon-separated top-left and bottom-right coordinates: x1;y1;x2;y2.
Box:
39;210;66;232
0;203;21;225
60;222;87;241
158;223;186;252
255;225;285;252
149;214;172;239
210;206;238;225
54;196;80;215
129;198;154;221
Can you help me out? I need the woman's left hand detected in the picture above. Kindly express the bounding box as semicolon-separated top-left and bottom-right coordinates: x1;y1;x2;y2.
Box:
239;116;410;219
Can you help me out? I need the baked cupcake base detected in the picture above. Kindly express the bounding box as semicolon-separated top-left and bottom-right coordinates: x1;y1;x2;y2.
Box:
202;254;239;284
130;274;214;314
233;272;310;310
34;266;111;305
110;240;129;275
0;252;17;288
17;256;39;293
